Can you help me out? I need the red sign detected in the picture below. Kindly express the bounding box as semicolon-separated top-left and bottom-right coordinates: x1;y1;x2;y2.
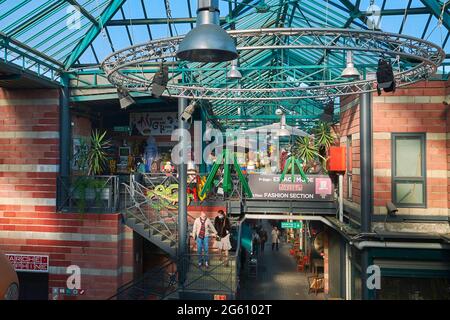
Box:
214;295;227;300
6;254;49;273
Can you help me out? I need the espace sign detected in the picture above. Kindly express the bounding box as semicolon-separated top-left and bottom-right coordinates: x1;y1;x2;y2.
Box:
6;254;49;273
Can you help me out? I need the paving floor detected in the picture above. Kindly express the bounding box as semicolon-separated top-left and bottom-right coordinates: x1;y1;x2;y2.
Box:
238;223;325;300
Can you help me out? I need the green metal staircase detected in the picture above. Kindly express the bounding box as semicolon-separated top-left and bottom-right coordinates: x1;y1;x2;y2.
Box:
122;177;179;258
119;174;242;300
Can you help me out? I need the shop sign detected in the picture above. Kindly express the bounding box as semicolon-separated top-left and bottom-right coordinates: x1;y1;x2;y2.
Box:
281;222;302;229
247;174;334;201
113;126;131;133
130;112;178;136
6;254;49;273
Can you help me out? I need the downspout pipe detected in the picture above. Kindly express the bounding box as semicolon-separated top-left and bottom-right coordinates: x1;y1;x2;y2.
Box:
352;241;450;250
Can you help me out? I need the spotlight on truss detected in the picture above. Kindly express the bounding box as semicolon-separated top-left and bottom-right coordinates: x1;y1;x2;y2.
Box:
117;88;135;109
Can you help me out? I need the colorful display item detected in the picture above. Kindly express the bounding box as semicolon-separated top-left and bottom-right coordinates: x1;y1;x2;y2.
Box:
200;149;253;198
280;155;308;184
327;146;346;172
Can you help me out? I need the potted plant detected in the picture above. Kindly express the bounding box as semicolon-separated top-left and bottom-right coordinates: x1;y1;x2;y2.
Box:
72;130;112;212
292;122;336;174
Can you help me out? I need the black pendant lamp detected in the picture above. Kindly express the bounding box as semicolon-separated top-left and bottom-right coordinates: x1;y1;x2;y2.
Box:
176;0;238;63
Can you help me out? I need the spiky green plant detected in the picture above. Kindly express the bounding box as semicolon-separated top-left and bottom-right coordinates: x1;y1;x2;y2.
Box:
314;121;335;150
293;136;319;166
87;130;111;176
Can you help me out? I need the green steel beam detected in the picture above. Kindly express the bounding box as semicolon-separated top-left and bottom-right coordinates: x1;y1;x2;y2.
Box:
0;0;57;36
105;17;227;26
64;0;126;70
0;54;61;87
0;32;64;69
69;92;164;103
420;0;450;31
338;0;367;25
209;115;325;120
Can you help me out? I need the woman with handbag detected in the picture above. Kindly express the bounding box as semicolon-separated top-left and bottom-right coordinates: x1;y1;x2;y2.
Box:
214;210;232;267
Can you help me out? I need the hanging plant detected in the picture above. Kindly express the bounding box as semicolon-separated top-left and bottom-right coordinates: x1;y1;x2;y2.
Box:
314;121;335;150
293;136;319;169
87;130;111;176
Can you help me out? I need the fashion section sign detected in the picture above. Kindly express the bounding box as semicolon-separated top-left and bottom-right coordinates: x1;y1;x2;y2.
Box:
248;174;333;201
130;112;178;136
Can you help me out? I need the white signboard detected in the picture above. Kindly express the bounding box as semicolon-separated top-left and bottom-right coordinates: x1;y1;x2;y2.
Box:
130;112;178;136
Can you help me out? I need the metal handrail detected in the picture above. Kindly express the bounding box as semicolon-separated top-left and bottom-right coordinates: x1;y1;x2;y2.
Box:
123;181;178;243
108;258;177;300
120;173;244;299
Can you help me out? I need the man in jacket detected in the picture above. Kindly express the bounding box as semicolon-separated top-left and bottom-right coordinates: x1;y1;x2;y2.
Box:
192;211;217;268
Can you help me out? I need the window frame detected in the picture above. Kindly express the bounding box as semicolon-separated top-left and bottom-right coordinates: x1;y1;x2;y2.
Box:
346;135;353;201
391;133;427;208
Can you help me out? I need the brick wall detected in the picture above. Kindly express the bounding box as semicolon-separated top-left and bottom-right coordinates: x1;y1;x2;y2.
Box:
0;88;134;299
340;81;450;233
371;82;448;220
0;212;133;300
339;94;361;217
446;82;450;220
0;88;59;214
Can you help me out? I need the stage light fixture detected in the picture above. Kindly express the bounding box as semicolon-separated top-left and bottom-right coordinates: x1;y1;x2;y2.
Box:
180;100;197;122
151;64;169;98
376;58;396;95
117;88;135;109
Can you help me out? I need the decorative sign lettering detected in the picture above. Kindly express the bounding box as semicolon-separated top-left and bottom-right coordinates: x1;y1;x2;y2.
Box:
281;221;302;229
6;254;49;273
130;112;178;136
248;174;334;201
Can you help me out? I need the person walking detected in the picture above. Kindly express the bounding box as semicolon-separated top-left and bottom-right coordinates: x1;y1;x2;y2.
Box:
251;228;260;256
271;226;280;251
192;211;217;268
214;210;232;267
259;228;268;253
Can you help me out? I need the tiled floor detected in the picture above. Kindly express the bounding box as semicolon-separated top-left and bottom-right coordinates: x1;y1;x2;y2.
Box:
238;224;325;300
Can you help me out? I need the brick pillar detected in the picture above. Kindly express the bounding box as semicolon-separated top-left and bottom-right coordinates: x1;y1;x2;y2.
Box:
0;88;60;213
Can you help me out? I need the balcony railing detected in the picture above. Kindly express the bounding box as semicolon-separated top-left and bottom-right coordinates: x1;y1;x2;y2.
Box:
57;175;120;213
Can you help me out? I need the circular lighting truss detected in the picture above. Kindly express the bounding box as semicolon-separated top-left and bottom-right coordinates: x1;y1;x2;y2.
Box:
101;28;445;101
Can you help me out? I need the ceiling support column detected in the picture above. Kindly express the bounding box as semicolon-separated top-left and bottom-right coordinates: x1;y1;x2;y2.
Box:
359;88;373;300
178;97;188;287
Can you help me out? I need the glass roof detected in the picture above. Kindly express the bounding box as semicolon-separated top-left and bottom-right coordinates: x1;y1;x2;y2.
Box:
1;0;449;125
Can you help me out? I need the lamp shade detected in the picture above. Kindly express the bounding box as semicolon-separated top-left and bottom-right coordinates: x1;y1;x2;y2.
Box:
277;127;291;137
176;0;238;62
341;51;360;78
227;59;242;79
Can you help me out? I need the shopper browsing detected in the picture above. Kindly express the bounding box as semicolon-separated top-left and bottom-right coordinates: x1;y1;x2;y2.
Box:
214;210;232;267
192;211;217;268
259;228;268;253
271;226;281;251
